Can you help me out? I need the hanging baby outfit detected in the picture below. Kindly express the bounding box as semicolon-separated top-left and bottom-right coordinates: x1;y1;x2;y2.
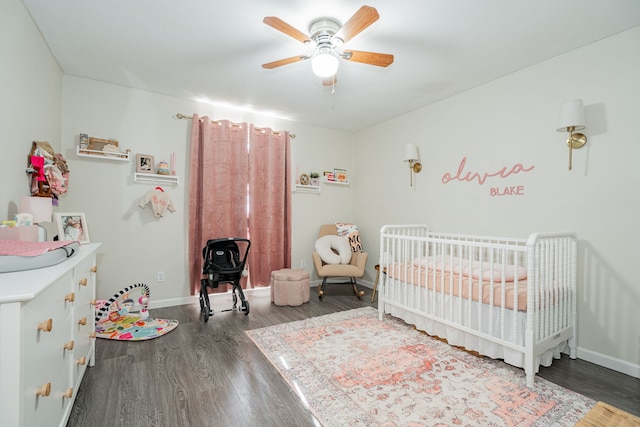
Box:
139;187;176;218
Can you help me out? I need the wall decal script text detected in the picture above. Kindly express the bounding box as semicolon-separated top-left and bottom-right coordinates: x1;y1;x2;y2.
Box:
442;157;535;186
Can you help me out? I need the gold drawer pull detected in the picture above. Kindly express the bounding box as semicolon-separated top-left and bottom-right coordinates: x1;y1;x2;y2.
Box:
36;383;51;397
77;357;87;366
64;340;75;351
62;388;74;399
90;299;97;305
90;332;96;339
78;278;88;287
78;317;87;326
38;319;53;332
65;292;75;302
90;266;97;273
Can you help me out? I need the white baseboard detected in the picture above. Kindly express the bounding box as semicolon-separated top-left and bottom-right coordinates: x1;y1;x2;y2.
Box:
576;347;640;379
148;287;271;309
149;281;374;309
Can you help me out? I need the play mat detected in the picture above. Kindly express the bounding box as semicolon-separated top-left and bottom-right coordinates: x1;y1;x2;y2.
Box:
95;283;178;341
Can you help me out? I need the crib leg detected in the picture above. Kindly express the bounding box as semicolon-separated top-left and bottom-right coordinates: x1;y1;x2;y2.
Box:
525;371;535;388
525;329;535;388
568;333;578;359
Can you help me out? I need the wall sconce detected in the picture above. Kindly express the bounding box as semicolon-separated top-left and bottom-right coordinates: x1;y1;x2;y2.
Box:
557;99;587;170
403;143;422;187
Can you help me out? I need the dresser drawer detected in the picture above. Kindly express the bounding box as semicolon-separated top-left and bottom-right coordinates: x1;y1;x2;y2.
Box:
33;359;73;427
72;254;96;305
22;313;73;427
71;252;96;386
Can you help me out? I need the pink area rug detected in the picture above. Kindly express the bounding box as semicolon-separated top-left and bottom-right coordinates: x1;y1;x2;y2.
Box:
246;307;594;426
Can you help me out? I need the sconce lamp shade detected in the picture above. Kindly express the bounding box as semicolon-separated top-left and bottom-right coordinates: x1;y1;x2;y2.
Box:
19;196;52;224
404;143;419;161
557;99;586;131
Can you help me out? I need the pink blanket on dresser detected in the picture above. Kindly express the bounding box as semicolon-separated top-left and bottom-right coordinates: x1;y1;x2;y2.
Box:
0;240;77;257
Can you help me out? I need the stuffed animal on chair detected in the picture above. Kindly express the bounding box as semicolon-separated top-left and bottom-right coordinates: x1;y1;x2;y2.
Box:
312;223;368;298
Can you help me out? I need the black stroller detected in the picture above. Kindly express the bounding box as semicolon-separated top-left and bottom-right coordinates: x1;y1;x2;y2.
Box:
199;238;251;322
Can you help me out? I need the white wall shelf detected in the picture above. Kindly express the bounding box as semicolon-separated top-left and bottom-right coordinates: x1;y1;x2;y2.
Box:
134;172;180;185
323;177;350;185
293;184;321;193
76;146;130;161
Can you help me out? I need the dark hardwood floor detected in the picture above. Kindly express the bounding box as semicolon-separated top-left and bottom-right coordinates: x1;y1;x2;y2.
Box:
67;287;640;426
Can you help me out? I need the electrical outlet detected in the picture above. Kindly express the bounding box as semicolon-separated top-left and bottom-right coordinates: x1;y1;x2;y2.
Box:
300;259;306;268
157;271;165;282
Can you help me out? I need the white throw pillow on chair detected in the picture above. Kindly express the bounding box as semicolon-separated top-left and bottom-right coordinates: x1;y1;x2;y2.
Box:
314;235;352;264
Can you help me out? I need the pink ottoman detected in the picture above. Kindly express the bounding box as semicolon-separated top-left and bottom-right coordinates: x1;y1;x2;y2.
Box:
270;269;310;306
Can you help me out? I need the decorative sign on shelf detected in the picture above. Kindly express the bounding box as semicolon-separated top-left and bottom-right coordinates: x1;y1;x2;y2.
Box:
78;133;129;159
441;157;535;197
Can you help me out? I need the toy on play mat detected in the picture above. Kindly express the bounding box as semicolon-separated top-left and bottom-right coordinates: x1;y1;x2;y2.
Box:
95;282;150;323
95;283;178;341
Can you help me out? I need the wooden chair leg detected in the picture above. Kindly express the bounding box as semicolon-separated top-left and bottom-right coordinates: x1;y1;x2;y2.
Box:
371;266;381;303
351;278;364;298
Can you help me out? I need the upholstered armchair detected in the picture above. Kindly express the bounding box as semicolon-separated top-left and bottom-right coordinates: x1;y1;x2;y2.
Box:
311;224;368;298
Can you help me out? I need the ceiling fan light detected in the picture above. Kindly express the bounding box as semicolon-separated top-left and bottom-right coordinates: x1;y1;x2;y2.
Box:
311;53;339;77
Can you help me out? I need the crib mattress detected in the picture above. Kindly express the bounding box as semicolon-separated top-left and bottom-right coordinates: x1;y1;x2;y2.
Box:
387;262;528;311
0;240;80;273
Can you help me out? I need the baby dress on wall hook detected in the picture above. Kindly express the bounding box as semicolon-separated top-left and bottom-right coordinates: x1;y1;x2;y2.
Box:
139;187;175;218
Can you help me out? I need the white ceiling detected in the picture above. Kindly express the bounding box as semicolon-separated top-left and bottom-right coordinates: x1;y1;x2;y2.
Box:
22;0;640;132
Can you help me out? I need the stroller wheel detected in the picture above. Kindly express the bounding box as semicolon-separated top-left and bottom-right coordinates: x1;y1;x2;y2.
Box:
241;300;250;315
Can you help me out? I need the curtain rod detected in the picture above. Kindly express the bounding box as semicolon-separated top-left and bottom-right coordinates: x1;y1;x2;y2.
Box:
176;113;296;139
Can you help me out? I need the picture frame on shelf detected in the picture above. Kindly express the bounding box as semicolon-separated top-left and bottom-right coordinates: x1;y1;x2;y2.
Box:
55;212;90;244
136;154;154;173
334;168;348;182
79;133;89;151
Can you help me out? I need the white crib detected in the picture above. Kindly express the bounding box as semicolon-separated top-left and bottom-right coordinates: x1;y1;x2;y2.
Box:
378;224;577;387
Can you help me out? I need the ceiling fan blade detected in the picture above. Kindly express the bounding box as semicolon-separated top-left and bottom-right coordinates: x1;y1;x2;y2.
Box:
263;17;311;44
262;55;306;69
323;75;337;86
334;5;379;43
343;50;394;67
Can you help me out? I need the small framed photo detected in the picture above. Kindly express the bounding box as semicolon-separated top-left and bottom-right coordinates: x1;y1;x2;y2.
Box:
136;154;154;173
55;213;90;244
334;168;348;182
79;133;89;150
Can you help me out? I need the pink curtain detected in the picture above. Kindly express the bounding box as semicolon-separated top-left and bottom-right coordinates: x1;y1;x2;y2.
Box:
248;125;292;286
188;115;292;294
188;116;248;294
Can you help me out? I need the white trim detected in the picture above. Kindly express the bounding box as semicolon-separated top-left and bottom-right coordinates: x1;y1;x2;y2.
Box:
576;347;640;379
148;286;271;309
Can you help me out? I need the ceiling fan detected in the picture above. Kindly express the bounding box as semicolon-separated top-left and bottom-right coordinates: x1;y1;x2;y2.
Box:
262;5;394;86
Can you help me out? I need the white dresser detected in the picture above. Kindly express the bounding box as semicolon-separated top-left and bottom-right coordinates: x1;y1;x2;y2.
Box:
0;243;101;427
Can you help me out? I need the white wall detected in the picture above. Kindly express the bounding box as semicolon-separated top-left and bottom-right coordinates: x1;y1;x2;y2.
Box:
60;77;355;305
0;0;62;219
354;27;640;377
